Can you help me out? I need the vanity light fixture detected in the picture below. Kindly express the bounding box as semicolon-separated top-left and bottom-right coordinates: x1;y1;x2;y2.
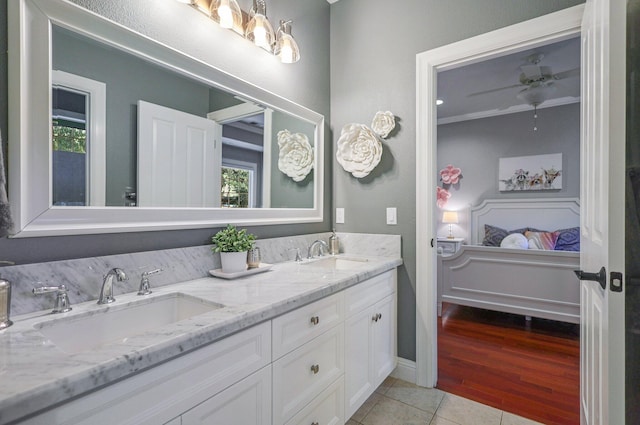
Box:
274;20;300;64
210;0;244;35
246;0;275;52
442;211;459;239
180;0;301;63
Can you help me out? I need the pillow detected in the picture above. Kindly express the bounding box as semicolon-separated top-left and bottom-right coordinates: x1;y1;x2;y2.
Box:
525;230;560;250
554;227;580;251
500;233;529;249
482;225;528;246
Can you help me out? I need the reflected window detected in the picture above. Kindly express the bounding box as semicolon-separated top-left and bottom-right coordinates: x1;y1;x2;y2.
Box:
221;162;256;208
52;87;88;206
51;70;107;207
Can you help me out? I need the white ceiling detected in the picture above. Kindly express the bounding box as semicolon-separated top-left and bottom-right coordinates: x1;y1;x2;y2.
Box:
437;36;581;124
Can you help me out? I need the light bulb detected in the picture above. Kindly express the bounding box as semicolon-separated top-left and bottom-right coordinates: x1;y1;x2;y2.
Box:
218;5;233;28
253;25;269;50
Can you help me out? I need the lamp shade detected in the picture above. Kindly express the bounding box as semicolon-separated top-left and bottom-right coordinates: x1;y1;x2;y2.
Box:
275;20;300;63
210;0;244;35
246;0;275;52
442;211;459;224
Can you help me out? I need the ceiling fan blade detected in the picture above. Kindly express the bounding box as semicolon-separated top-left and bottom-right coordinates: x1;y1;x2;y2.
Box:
467;83;525;97
521;64;542;80
553;68;580;80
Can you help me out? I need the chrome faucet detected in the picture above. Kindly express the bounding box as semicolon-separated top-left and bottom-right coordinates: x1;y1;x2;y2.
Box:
32;284;72;313
138;268;163;296
98;268;127;304
307;240;329;259
0;279;13;330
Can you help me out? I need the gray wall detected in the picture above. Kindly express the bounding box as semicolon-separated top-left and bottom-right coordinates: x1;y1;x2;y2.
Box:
330;0;584;361
0;0;330;264
437;103;581;240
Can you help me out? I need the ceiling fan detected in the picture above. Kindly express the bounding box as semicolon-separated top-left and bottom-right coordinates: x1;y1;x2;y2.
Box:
468;53;579;106
468;53;579;130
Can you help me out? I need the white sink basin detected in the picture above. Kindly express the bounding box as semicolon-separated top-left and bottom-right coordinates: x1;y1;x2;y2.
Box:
35;292;223;353
301;256;370;270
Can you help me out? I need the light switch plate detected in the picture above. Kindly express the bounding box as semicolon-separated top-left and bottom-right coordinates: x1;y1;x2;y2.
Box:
336;208;345;224
386;207;397;225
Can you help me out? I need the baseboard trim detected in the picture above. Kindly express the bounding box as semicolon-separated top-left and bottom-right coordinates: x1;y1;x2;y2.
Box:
391;357;416;384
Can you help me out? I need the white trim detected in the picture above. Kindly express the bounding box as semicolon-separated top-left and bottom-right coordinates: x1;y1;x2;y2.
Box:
415;5;584;388
222;138;264;152
52;70;107;207
390;357;416;384
8;0;324;237
437;96;580;125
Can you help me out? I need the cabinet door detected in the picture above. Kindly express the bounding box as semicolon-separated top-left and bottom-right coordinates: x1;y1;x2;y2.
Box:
181;366;271;425
372;293;397;387
344;307;374;420
284;376;344;425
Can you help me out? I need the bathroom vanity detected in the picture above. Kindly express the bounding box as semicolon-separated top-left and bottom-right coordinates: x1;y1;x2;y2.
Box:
0;255;401;425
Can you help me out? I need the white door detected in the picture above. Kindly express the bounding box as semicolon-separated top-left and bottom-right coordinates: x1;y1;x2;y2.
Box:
137;100;221;207
578;0;626;424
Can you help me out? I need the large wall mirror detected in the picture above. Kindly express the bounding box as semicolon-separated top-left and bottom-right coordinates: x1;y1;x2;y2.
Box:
8;0;324;237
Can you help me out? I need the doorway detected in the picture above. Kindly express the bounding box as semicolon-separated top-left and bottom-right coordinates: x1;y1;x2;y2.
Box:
415;5;584;388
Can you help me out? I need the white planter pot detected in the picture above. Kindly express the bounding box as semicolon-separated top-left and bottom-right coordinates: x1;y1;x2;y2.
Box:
220;251;248;274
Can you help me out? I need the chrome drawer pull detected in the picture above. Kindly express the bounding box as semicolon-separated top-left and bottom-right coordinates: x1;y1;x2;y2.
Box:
310;316;320;325
311;422;319;425
310;364;320;374
372;313;382;322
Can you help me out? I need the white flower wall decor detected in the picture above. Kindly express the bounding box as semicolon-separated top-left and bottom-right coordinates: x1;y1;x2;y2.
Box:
277;129;314;182
371;111;396;138
336;123;383;178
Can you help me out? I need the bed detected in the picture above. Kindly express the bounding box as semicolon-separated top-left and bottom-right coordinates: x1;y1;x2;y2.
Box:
438;198;581;323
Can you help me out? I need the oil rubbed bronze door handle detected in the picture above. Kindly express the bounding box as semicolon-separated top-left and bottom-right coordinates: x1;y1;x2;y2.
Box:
575;267;606;290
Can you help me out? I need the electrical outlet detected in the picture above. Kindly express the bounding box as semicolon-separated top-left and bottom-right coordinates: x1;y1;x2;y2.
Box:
386;207;397;225
336;208;345;224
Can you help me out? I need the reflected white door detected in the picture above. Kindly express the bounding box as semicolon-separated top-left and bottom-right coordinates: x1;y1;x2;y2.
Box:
579;0;626;423
137;100;221;207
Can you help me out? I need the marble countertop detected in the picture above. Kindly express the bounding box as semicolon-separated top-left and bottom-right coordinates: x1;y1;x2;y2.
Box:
0;255;402;425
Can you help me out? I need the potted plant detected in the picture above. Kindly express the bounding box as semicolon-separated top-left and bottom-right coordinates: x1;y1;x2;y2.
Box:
211;224;256;273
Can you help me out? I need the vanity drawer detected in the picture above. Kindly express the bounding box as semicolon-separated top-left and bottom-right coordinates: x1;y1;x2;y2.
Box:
272;292;344;359
345;270;396;317
272;324;344;425
284;375;344;425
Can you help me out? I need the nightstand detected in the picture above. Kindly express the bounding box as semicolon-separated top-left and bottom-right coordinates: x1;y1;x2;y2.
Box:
437;237;464;256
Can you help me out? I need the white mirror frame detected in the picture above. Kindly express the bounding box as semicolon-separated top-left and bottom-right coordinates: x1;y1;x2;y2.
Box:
7;0;324;238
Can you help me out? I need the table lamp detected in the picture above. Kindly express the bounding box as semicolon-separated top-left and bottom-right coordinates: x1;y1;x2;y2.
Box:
442;211;459;239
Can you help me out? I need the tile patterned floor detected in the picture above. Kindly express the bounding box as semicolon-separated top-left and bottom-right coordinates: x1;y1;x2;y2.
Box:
346;377;544;425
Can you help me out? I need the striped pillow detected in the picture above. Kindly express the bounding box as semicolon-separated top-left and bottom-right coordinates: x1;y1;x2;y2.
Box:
525;230;560;250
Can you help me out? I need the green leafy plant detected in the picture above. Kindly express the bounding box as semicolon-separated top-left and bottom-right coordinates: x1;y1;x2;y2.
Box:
211;224;256;253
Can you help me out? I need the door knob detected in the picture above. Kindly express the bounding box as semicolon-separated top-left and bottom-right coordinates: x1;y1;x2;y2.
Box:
574;266;606;290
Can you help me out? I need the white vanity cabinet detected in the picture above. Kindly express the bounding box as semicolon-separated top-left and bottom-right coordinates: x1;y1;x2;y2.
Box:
16;268;399;425
21;322;271;425
272;292;345;425
344;270;397;419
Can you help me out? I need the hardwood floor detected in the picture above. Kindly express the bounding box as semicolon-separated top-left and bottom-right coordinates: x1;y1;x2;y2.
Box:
436;303;580;425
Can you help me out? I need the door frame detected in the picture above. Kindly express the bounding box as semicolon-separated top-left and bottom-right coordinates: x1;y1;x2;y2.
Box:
415;5;585;387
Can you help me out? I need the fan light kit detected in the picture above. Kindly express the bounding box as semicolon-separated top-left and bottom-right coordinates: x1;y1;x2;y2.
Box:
468;52;579;131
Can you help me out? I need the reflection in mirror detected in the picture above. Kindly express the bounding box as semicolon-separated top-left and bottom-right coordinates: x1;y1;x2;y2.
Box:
9;0;324;237
51;24;315;209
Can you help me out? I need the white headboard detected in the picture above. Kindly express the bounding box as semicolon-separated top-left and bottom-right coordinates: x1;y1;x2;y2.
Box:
470;198;580;245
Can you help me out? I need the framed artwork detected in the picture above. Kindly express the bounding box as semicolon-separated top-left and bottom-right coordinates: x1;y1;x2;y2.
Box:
498;153;562;191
